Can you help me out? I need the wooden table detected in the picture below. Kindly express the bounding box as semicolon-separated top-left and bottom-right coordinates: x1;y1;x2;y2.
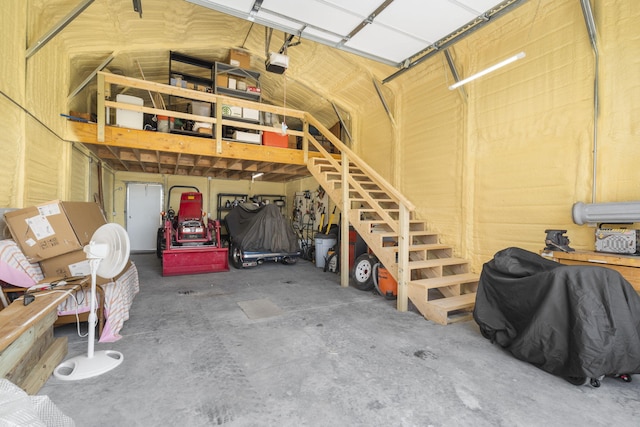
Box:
0;285;79;394
541;249;640;292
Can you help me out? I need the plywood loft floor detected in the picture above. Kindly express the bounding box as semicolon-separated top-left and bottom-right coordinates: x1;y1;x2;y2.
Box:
40;254;640;426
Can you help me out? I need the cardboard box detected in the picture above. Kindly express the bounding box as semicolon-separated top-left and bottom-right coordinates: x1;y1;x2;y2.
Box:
242;108;260;121
4;201;107;262
233;131;261;144
228;49;251;69
263;131;288;148
228;78;237;90
216;74;228;88
40;250;130;284
222;105;242;118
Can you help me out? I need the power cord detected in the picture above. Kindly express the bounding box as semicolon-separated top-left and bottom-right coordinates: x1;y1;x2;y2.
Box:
15;286;89;338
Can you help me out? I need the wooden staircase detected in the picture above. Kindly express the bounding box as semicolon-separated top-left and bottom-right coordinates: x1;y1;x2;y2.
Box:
304;118;479;325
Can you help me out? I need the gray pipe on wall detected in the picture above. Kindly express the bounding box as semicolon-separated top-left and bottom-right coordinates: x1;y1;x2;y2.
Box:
572;201;640;225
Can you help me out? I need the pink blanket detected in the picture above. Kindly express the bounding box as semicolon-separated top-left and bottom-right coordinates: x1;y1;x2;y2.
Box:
0;239;138;342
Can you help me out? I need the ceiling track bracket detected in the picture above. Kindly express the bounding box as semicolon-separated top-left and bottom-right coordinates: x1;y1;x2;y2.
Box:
26;0;95;59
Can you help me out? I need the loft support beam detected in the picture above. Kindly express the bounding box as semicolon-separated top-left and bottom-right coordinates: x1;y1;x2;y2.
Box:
68;53;115;101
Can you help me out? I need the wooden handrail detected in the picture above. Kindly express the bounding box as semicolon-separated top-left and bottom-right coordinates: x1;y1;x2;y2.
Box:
99;72;305;119
303;113;415;213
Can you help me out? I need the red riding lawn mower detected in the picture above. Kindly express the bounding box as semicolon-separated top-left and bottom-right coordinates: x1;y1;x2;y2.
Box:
156;185;229;276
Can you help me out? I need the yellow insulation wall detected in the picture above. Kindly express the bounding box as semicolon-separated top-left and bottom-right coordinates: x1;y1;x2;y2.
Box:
0;96;25;208
357;92;396;183
0;1;27;208
1;0;74;208
70;146;90;202
596;0;640;201
384;0;640;271
24;117;68;205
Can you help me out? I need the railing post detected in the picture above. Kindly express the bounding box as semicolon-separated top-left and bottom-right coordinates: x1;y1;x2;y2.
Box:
340;151;350;287
397;203;410;311
215;101;223;154
303;118;309;164
97;72;105;142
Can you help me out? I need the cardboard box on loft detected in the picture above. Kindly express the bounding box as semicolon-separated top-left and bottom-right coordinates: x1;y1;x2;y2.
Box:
228;49;250;69
216;74;228;88
263;131;288;148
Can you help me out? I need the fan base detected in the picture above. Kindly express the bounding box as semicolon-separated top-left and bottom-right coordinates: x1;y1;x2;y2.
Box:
54;350;124;381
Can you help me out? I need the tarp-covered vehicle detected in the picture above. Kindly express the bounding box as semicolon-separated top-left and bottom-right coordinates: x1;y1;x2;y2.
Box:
473;247;640;387
224;202;300;268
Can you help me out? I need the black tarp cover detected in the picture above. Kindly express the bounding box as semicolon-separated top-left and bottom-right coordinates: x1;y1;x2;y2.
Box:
473;247;640;380
224;203;299;253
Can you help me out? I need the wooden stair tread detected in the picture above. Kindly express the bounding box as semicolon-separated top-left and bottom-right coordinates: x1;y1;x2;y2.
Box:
386;243;450;252
363;219;421;225
373;230;436;238
410;273;479;289
409;257;469;269
427;293;476;310
358;208;399;213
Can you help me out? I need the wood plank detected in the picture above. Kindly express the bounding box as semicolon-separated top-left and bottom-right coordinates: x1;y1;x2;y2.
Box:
0;286;77;353
427;293;476;310
408;257;469;269
22;337;68;395
67;121;337;166
410;273;480;289
0;314;55;380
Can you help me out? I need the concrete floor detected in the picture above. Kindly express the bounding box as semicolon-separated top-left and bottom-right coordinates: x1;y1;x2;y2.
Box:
39;253;640;426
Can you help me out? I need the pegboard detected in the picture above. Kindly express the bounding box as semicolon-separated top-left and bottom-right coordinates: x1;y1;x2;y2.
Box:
293;188;329;243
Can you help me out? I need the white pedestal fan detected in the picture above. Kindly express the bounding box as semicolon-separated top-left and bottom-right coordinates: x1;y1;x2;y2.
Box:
54;223;130;381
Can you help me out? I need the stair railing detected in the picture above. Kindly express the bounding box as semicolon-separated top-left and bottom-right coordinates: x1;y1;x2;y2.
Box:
302;113;415;311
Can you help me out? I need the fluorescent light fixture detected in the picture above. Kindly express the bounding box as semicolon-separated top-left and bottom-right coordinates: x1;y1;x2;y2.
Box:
251;172;264;181
449;51;525;90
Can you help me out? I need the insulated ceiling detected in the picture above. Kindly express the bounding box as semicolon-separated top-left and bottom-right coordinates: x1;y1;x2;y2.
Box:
187;0;518;66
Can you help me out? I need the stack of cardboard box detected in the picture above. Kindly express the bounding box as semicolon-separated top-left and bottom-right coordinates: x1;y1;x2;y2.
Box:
4;201;125;284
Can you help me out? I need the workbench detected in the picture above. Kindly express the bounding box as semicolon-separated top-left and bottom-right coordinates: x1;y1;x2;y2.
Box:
541;249;640;292
0;285;79;394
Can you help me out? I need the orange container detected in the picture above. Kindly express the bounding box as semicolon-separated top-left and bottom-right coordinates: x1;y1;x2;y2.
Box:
262;131;288;147
377;266;397;297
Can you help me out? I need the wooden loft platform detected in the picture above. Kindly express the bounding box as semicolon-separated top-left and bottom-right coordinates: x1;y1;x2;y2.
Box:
66;72;340;183
67;121;324;182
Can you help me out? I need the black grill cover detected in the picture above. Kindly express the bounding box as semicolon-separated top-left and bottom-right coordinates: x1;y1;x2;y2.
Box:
225;203;299;253
473;247;640;380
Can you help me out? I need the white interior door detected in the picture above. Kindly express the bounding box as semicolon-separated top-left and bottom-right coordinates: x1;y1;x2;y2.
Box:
126;183;163;252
